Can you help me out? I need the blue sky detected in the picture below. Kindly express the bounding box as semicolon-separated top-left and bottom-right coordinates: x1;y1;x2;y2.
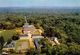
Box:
0;0;80;7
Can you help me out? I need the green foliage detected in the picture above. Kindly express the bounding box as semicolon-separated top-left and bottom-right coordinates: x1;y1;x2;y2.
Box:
26;14;80;44
67;43;80;55
0;15;25;29
0;30;17;41
12;34;19;40
0;11;80;55
26;13;80;55
0;36;5;50
52;44;68;55
26;48;36;55
39;39;80;55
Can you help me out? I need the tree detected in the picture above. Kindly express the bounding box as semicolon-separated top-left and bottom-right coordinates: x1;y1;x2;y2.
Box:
67;43;80;55
26;48;36;55
12;34;19;40
52;44;68;55
4;21;15;29
0;36;5;50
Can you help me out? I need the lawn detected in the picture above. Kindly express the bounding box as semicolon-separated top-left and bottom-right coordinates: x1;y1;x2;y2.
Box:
0;27;23;42
0;30;17;41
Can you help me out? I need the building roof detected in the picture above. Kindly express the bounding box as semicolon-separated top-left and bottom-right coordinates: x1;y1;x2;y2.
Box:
23;25;36;34
23;25;35;29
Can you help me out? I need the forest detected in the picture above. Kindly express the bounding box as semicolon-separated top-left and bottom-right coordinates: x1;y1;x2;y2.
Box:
0;8;80;55
26;12;80;55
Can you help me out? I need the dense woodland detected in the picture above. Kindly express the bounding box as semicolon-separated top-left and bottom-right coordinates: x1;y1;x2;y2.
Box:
26;13;80;55
0;9;80;55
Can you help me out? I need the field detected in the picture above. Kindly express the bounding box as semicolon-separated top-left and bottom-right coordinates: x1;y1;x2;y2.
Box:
0;30;17;41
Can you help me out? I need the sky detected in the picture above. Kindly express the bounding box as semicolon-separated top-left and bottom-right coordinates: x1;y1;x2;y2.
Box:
0;0;80;7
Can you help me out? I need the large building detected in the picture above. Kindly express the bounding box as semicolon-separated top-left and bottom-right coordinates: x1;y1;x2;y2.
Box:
23;23;42;36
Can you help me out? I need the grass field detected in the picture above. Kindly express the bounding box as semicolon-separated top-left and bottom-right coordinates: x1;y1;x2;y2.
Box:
0;27;22;42
0;30;17;41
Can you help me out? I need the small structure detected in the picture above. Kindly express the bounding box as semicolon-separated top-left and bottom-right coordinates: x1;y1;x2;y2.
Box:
54;37;60;45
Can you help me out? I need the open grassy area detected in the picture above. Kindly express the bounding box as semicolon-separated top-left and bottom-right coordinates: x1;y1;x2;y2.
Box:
0;30;17;41
0;27;23;42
